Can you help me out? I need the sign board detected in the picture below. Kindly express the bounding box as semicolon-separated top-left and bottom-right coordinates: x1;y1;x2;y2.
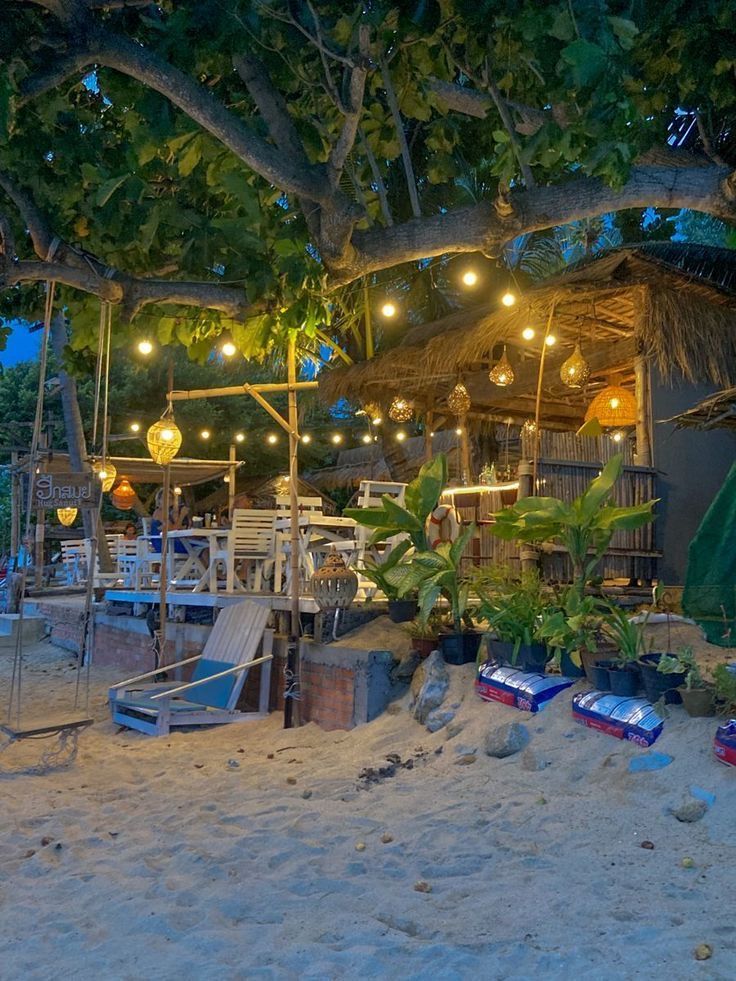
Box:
32;472;101;510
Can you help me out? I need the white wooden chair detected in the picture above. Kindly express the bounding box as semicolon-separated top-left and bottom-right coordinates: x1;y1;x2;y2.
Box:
108;600;273;736
116;538;155;590
275;495;324;515
354;480;407;598
60;539;88;585
206;509;277;593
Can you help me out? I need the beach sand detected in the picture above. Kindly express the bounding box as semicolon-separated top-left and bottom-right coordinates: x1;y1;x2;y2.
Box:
1;636;735;981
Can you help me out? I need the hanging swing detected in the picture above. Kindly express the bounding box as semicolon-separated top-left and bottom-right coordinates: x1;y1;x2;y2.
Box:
0;285;105;774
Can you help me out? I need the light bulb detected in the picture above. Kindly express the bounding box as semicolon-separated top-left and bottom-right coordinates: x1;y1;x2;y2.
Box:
267;434;278;445
395;430;407;442
160;428;174;442
455;427;463;436
501;291;516;307
301;434;311;444
381;301;396;318
611;430;624;443
137;339;153;355
223;475;230;483
362;434;372;444
174;486;182;496
235;432;245;443
130;422;141;433
462;270;478;287
331;433;343;445
429;431;435;437
98;469;108;481
372;416;382;426
200;429;210;440
545;334;557;346
609;397;620;409
221;341;236;357
522;327;535;341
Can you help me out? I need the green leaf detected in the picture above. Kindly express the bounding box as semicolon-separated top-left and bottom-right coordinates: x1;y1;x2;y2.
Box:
576;453;622;522
561;39;608;88
96;175;128;207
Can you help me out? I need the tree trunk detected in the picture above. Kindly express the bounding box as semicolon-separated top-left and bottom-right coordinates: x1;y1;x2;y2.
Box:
50;313;113;572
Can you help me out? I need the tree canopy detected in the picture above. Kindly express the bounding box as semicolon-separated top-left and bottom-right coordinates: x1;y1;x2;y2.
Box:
1;0;735;360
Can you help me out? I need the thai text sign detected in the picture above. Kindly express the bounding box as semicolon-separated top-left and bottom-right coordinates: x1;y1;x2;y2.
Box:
33;472;100;509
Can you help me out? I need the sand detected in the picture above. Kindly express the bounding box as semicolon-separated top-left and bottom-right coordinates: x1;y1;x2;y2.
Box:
2;637;736;981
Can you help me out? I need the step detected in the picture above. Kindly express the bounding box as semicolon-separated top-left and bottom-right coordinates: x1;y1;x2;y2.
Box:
0;614;46;647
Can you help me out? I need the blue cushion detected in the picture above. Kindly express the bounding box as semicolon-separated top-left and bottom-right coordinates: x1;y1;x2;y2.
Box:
188;658;239;709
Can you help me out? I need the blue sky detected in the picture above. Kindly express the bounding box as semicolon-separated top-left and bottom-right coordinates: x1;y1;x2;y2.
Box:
0;319;40;368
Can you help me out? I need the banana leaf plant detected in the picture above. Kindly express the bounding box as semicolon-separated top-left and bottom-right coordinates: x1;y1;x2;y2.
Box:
360;540;412;601
344;454;448;551
491;454;657;598
384;524;477;632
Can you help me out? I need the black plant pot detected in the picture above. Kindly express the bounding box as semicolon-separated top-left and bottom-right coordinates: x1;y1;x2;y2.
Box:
486;638;515;666
560;650;586;678
388;599;417;623
440;631;482;665
608;664;640;697
516;643;549;674
639;653;685;704
591;660;614;691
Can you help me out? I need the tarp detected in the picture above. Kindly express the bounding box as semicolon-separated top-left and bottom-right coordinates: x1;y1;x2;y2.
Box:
682;461;736;646
14;452;241;487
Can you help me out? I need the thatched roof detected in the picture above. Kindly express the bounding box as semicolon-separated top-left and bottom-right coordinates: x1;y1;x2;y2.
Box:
319;244;736;430
667;387;736;431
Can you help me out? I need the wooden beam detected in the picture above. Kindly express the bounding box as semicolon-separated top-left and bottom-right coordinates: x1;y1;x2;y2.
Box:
168;381;318;401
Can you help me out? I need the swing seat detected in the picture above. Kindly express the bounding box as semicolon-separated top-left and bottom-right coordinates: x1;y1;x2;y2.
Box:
0;719;93;775
108;600;273;736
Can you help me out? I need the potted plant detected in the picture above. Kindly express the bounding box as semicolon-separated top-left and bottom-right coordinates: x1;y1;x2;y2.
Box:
601;604;644;696
475;567;551;672
537;588;605;682
713;664;736;716
360;541;417;622
403;612;445;658
676;648;715;717
639;651;687;705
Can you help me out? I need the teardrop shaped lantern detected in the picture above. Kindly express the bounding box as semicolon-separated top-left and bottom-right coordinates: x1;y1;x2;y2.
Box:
93;459;117;492
584;385;637;429
311;547;358;611
147;410;183;465
447;381;471;416
388;396;414;423
488;346;515;387
111;476;136;511
57;507;78;527
560;343;591;389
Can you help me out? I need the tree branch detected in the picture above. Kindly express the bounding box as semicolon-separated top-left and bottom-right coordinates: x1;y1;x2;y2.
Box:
327;24;370;187
360;130;393;226
484;68;535;188
381;57;421;218
232;51;307;165
0;172;56;258
696;111;728;168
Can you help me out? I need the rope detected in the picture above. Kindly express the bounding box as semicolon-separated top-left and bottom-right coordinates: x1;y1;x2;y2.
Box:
0;727;82;776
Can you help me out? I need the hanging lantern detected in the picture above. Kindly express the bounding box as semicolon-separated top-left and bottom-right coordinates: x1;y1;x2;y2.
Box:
147;410;183;465
488;346;515;387
111;476;136;511
447;380;471;416
521;418;538;438
93;459;117;492
310;547;358;611
363;401;382;424
560;343;591;389
388;396;413;423
57;507;78;527
584;385;637;429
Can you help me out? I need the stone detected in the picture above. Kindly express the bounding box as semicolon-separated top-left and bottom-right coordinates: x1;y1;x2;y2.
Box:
694;944;713;961
454;754;476;766
484;721;530;759
355;842;366;852
380;833;394;844
392;651;421;682
672;796;708;824
413;880;432;893
445;722;464;740
409;651;450;725
425;707;456;733
521;748;548;772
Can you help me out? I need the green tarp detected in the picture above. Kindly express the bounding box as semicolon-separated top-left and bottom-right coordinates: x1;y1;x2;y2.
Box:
683;461;736;646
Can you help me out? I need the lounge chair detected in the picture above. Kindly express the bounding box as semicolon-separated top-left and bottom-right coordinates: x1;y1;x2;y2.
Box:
108;600;273;736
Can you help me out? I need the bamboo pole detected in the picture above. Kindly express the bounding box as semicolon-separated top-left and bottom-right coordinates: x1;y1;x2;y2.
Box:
168;381;318;401
228;443;236;520
532;302;557;492
158;462;171;666
424;411;434;463
633;354;652;467
285;335;301;729
10;452;20;559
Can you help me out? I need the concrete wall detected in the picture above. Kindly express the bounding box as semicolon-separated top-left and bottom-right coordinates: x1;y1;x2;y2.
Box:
651;374;736;585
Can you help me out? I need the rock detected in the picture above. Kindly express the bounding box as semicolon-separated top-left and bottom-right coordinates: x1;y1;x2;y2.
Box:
640;840;655;850
681;856;695;868
484;721;530;759
521;748;548;772
380;833;394;844
392;651;421;682
694;944;713;961
445;722;464;740
301;790;313;800
226;759;240;769
454;754;476;766
425;707;456;733
409;651;450;725
672;796;708;824
355;842;366;852
413;880;432;893
286;776;297;785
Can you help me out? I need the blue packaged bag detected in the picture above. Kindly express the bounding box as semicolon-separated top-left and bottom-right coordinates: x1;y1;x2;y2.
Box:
475;661;575;714
572;690;664;746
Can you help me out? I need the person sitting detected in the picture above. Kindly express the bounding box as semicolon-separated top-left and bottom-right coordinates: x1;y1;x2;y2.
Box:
123;522;138;541
150;490;191;554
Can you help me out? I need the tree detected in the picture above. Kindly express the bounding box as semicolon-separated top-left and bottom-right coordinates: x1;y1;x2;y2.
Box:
0;1;735;358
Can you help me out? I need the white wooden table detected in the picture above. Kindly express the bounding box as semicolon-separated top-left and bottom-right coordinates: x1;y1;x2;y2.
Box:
273;514;357;593
165;529;231;593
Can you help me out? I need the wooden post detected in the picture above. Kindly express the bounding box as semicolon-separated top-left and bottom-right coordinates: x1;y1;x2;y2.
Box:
532;302;556;492
459;414;471;482
34;511;45;589
228;443;236;520
158;463;171;664
10;452;20;559
424;412;434;463
285;335;301;729
633;354;652;467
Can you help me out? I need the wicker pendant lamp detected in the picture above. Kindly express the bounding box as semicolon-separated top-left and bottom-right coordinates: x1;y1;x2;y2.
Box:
489;346;514;387
147;409;183;465
57;507;78;527
388;395;413;423
560;343;591;388
93;459;117;492
111;476;136;511
584;384;637;428
447;380;471;416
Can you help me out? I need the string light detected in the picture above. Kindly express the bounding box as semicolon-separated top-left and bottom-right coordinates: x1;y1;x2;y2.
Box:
301;434;312;444
223;474;230;483
137;339;153;355
395;430;407;442
267;433;278;445
489;346;515;387
173;486;182;496
130;422;141;433
200;429;211;440
455;427;463;436
522;326;535;341
331;433;343;445
611;430;625;443
461;270;478;287
545;334;557;347
501;291;516;307
381;301;397;318
221;341;236;357
362;434;372;444
234;432;245;443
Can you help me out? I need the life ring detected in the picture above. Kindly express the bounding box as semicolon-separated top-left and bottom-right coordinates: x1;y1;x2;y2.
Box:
426;504;461;549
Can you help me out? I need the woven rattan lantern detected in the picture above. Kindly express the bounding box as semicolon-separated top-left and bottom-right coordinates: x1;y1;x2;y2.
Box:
447;380;471;416
56;507;78;527
111;476;136;511
388;396;413;423
560;343;591;389
147;410;182;465
584;385;637;429
311;548;358;611
488;346;515;387
93;459;117;492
